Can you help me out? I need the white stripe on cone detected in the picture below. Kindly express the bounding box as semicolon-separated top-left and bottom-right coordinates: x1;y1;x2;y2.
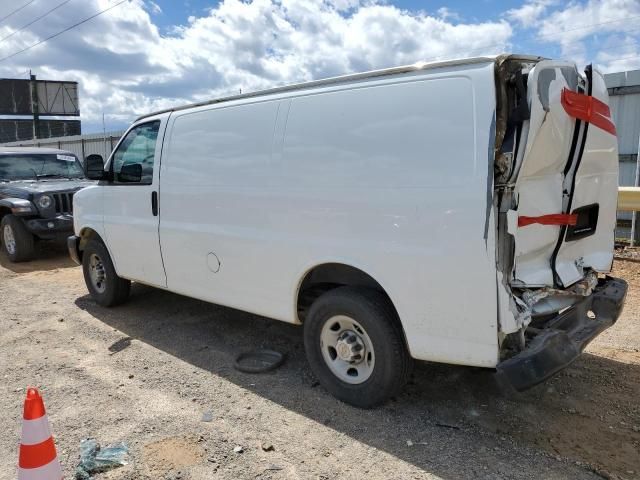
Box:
17;457;62;480
20;416;52;446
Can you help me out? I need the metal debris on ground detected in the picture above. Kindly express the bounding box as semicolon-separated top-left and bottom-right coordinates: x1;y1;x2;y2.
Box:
234;349;286;373
201;411;214;422
265;465;284;471
435;423;460;430
615;246;640;262
75;438;129;479
108;336;132;355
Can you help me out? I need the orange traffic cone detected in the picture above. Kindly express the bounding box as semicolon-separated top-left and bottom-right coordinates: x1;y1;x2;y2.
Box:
17;388;62;479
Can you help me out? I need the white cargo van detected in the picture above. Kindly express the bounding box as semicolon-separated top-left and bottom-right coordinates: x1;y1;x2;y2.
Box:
69;54;627;407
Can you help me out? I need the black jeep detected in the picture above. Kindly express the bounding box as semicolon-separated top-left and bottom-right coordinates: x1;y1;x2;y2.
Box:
0;147;94;262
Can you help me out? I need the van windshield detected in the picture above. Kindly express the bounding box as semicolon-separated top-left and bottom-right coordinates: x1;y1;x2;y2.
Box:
0;154;84;181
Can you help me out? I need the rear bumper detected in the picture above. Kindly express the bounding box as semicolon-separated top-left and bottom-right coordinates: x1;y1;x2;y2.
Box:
496;276;627;391
67;235;81;265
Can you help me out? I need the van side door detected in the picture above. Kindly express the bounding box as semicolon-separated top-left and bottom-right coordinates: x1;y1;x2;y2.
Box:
102;118;167;287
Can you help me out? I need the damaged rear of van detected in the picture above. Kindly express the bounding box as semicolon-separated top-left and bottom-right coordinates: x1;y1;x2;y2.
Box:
492;56;627;391
71;54;627;407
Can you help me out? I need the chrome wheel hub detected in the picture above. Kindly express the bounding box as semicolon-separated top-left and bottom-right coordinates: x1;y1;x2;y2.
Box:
88;253;107;293
320;315;375;384
3;224;16;255
335;330;365;363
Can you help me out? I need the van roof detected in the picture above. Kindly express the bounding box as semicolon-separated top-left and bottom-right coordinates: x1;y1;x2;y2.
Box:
136;53;543;122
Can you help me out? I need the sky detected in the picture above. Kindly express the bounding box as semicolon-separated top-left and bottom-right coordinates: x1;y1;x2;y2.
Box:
0;0;639;134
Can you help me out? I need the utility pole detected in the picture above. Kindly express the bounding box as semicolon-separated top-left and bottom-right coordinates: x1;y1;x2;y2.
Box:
29;72;40;140
102;111;107;150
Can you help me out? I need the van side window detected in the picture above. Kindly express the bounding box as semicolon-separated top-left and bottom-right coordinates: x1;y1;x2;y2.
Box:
112;121;160;184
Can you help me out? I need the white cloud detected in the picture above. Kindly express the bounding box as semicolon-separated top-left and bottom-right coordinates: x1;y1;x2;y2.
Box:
0;0;512;132
506;0;555;28
596;34;640;73
147;1;162;15
436;7;461;22
516;0;640;72
2;0;640;135
537;0;640;44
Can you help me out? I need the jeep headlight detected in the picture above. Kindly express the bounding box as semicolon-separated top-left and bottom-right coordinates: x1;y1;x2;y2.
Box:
37;195;53;209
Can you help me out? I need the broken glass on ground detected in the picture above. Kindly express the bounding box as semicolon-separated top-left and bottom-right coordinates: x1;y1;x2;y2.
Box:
75;438;129;479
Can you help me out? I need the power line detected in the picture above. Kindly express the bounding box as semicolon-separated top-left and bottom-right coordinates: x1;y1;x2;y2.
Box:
0;0;128;63
0;0;37;25
593;51;640;65
0;0;74;44
415;20;640;66
536;14;640;40
419;21;640;66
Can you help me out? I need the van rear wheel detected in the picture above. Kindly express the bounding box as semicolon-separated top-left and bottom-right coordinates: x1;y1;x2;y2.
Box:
304;287;412;408
82;239;130;307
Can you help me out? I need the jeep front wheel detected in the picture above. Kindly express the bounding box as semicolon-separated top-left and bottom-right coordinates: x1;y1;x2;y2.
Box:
1;215;35;262
82;239;131;307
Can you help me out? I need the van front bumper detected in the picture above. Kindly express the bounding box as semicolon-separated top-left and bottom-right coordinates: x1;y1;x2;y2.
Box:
496;276;627;392
67;235;81;265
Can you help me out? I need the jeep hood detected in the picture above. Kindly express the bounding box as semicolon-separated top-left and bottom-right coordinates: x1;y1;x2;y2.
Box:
0;179;95;194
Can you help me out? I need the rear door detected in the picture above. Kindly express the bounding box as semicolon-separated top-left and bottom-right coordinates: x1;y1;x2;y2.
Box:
510;61;618;288
552;68;618;286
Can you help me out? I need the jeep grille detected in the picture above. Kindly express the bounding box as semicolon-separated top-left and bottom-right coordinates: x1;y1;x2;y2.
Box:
53;192;74;214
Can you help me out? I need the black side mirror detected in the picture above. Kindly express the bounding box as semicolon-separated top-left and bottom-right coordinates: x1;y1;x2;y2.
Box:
118;163;142;183
84;154;105;180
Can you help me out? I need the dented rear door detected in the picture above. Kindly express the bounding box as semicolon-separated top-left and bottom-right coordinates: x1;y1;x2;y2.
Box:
510;61;618;288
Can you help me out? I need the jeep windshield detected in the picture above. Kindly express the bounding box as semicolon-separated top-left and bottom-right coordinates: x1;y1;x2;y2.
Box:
0;153;84;181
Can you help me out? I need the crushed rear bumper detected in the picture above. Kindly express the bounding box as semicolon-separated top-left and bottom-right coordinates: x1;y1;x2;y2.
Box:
496;276;627;392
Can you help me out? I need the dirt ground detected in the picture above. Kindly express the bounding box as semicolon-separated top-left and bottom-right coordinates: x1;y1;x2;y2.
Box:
0;245;639;480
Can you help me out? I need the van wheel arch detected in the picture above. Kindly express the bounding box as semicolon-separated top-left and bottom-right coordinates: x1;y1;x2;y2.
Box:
296;262;409;345
0;206;11;220
77;228;104;261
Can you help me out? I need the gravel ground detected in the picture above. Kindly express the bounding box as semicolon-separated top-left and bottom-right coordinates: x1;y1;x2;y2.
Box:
1;245;639;479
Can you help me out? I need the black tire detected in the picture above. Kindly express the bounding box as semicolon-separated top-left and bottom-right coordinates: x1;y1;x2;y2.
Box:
0;214;35;262
82;239;130;307
304;286;413;408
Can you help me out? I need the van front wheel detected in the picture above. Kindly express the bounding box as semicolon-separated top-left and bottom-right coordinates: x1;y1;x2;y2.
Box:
304;287;412;408
82;239;130;307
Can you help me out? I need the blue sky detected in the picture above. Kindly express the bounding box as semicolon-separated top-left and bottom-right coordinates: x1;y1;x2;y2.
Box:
0;0;639;134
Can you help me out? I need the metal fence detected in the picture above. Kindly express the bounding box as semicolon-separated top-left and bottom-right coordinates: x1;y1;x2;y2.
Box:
616;156;639;239
1;130;124;163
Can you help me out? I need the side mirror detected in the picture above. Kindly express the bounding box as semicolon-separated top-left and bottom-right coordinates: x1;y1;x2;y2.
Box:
84;154;105;180
118;163;142;183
